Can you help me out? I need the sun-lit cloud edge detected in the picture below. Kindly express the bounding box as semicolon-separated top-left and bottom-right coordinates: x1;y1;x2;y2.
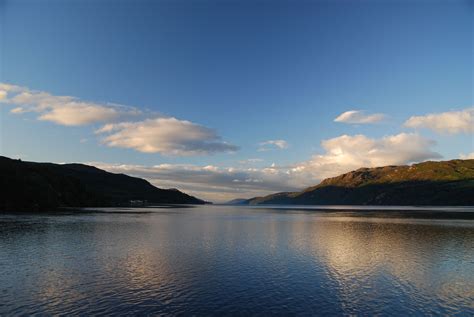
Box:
0;82;238;156
90;132;441;202
334;110;386;124
0;83;141;126
460;152;474;159
258;139;289;151
404;107;474;134
95;117;239;156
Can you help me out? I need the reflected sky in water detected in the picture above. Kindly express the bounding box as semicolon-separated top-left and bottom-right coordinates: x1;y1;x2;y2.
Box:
1;206;473;315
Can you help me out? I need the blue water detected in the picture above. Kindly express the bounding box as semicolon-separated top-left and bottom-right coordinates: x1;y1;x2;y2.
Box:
1;205;473;315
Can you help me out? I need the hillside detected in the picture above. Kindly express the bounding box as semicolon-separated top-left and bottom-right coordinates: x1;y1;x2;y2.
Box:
246;159;474;206
223;198;249;205
0;156;205;211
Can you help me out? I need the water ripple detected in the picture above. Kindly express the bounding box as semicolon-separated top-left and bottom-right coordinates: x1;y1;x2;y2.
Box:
0;206;473;315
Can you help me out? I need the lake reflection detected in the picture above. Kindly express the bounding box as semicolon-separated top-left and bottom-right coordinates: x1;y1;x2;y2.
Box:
0;206;473;315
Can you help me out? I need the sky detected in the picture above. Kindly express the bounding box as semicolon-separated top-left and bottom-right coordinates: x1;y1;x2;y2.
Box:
0;0;473;202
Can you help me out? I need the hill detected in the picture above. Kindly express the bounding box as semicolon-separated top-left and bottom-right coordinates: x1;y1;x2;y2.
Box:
223;198;249;205
245;159;474;206
0;156;206;211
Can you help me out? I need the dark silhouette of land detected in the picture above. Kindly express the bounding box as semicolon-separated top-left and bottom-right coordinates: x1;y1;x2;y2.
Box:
3;156;474;212
0;156;205;211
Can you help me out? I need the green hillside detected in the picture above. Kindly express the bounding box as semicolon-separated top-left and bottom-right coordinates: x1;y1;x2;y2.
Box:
246;159;474;206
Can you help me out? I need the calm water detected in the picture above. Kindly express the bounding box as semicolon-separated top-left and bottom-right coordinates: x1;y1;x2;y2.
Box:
1;206;473;316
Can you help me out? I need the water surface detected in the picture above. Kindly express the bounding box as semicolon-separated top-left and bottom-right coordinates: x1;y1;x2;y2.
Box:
1;206;473;315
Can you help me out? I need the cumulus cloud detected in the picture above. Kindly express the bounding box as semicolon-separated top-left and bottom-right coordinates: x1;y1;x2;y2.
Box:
258;139;289;151
0;82;141;126
291;133;442;180
460;152;474;159
1;82;237;156
334;110;386;124
96;117;239;156
0;83;24;93
404;108;474;134
91;132;440;202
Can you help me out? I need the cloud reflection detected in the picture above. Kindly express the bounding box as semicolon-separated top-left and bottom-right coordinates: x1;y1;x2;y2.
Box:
288;217;474;314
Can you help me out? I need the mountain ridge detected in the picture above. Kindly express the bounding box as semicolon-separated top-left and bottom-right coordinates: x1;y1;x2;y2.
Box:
244;159;474;206
0;156;206;211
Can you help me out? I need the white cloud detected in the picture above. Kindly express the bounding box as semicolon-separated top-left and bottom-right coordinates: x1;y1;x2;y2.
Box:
89;161;299;202
258;139;289;151
38;103;125;126
460;152;474;159
1;82;237;156
90;132;441;202
239;158;264;164
96;117;239;156
404;108;474;134
0;83;24;93
291;133;442;180
10;107;24;113
0;83;140;126
334;110;386;124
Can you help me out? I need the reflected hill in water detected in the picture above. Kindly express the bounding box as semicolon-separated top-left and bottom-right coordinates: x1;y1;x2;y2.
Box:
1;206;472;315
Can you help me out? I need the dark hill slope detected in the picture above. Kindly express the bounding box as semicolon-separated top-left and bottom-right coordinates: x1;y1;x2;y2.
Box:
247;159;474;206
0;156;205;211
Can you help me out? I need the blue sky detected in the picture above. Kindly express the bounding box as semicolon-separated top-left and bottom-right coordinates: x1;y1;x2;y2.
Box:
0;0;472;201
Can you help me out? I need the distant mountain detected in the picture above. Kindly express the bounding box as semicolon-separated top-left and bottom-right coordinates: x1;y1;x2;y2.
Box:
0;156;206;211
245;159;474;206
224;198;249;205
